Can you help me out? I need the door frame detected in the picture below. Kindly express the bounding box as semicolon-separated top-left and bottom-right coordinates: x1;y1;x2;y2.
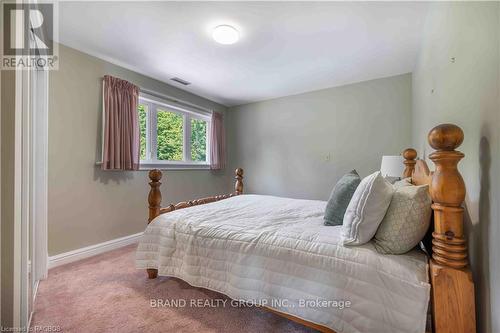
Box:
19;54;49;331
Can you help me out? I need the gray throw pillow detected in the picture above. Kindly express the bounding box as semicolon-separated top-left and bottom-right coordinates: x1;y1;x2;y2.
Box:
324;170;361;226
373;184;432;254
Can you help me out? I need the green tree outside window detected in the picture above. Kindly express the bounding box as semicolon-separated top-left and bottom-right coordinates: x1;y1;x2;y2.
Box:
138;104;147;160
191;118;207;162
157;110;183;161
138;103;208;163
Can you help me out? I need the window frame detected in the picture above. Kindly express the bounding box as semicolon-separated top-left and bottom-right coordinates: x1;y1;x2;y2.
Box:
138;93;211;170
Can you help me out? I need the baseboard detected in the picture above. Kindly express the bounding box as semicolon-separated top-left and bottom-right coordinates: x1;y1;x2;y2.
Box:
48;232;143;269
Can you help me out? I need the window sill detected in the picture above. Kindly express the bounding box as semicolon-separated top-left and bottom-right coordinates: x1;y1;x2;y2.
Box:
95;161;211;171
139;162;211;170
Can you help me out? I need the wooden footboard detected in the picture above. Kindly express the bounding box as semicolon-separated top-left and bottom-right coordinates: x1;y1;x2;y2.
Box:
148;168;244;223
145;168;244;279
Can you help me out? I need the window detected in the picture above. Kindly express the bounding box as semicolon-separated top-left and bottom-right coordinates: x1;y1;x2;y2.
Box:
138;93;211;169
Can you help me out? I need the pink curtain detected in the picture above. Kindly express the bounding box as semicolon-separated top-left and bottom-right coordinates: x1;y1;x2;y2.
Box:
210;112;226;170
101;75;140;170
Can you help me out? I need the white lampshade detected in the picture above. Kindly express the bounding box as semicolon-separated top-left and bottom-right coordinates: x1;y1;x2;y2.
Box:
380;155;404;178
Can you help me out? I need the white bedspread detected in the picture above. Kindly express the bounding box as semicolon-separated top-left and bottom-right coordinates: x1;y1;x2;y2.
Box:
136;194;430;333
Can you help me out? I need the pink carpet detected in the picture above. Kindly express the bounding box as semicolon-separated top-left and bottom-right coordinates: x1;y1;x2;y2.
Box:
32;245;316;333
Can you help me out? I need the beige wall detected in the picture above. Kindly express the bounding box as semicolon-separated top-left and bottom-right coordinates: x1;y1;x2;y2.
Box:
48;45;229;256
411;3;500;332
227;73;412;200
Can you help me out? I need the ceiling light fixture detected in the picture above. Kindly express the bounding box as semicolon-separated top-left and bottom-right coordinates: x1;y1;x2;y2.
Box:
212;25;239;45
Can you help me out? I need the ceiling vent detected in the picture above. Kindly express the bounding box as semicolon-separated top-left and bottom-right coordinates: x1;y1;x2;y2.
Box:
170;77;191;86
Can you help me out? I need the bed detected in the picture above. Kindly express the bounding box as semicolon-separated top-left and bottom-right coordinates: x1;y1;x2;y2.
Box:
136;124;476;333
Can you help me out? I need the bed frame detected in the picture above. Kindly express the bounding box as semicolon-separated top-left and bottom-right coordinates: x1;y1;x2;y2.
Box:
145;123;476;333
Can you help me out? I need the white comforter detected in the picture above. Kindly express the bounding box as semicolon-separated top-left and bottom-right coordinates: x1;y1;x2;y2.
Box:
136;194;430;333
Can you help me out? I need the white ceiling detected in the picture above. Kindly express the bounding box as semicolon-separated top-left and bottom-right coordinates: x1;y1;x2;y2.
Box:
59;2;429;106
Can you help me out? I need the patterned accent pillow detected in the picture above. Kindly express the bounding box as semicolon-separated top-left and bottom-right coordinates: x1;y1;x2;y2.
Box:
374;184;432;254
324;170;361;226
342;171;394;245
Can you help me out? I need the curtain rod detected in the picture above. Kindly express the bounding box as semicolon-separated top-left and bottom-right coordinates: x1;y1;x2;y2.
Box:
139;88;213;115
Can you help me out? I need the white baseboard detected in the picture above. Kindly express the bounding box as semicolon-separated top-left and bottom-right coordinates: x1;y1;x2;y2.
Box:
48;232;143;269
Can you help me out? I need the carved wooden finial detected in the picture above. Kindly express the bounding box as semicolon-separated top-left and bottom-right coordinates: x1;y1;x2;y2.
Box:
428;124;467;269
148;169;162;223
402;148;417;178
235;168;244;195
428;123;464;151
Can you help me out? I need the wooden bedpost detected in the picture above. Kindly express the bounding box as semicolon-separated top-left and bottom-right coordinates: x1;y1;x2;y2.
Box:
235;168;244;195
427;124;475;333
147;169;162;279
148;169;163;223
402;148;417;178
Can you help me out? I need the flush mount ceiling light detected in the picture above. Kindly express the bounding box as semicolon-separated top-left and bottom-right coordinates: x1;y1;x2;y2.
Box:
212;25;239;45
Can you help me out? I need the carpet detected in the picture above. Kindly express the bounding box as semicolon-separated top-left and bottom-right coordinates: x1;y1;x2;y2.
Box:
31;245;317;333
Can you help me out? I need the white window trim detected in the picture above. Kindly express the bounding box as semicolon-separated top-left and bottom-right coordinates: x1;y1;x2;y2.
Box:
138;93;212;170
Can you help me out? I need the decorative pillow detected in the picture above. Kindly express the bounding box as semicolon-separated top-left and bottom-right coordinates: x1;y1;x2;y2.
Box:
342;171;394;245
394;177;413;188
373;185;432;254
324;170;361;226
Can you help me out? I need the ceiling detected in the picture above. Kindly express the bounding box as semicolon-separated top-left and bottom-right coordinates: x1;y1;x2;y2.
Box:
59;2;429;106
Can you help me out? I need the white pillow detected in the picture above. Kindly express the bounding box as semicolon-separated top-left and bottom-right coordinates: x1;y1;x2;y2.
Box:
342;171;394;245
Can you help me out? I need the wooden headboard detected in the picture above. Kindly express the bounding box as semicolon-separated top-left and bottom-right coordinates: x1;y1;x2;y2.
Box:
402;124;475;333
